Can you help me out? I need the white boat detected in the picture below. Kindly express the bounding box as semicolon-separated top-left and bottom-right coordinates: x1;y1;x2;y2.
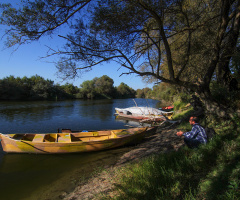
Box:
115;107;162;115
115;107;173;120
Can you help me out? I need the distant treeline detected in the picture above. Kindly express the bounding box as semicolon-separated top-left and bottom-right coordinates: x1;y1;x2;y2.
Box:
0;75;137;100
136;82;178;102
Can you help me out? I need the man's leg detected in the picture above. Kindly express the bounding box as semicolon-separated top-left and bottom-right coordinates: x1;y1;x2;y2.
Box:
184;137;201;148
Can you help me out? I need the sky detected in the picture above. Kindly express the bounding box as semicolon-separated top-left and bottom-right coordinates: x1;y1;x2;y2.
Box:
0;1;155;90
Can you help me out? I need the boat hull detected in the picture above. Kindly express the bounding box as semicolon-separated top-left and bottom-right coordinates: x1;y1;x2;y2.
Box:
115;113;164;121
0;127;149;154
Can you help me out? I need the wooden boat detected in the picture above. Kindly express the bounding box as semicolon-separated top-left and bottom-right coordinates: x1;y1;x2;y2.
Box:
115;107;163;116
115;106;173;121
0;127;149;154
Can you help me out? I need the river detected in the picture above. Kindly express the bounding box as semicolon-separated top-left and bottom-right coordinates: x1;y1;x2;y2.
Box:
0;98;162;200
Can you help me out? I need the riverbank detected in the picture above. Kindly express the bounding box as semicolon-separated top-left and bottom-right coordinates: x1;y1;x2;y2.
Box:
64;125;184;200
63;116;240;200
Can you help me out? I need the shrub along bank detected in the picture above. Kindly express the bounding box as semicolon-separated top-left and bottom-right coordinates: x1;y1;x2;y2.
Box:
0;75;136;100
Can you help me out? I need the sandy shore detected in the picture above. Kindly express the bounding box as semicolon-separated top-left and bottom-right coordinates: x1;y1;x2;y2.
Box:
64;125;184;200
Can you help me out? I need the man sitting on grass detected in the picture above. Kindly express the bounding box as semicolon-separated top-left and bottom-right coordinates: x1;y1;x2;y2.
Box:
176;116;207;148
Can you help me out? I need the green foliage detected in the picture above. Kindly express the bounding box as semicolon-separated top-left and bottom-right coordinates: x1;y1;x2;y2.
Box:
136;87;151;99
210;81;240;107
79;79;96;99
100;117;240;200
173;94;191;110
77;76;135;99
0;75;61;100
95;75;114;96
78;77;135;99
0;75;136;100
115;82;136;99
172;108;194;122
136;89;145;98
1;0;239;115
150;83;179;102
143;82;192;107
61;83;79;96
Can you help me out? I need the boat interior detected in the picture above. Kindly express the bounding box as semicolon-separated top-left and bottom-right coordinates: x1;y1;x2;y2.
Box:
7;131;114;143
6;128;141;143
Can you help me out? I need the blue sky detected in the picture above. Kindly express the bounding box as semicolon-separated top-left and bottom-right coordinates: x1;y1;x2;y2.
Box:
0;1;155;90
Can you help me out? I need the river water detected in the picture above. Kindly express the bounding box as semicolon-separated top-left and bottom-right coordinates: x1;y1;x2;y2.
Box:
0;98;162;200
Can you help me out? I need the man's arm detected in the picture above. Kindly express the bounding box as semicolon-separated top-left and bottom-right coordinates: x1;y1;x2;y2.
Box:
183;126;198;139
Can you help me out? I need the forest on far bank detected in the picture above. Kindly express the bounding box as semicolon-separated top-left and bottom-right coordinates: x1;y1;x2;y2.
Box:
2;75;238;111
0;75;138;100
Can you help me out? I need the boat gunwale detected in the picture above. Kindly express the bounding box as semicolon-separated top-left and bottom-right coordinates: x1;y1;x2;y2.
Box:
0;127;148;144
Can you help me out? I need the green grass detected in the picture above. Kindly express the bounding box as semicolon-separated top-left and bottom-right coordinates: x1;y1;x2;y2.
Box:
99;117;240;200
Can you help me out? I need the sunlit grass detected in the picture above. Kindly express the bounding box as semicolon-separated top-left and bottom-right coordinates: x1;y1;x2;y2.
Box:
173;108;194;120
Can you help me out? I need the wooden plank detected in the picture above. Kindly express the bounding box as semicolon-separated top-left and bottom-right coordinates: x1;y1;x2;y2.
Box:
58;134;71;143
97;131;112;136
76;135;110;142
32;134;45;142
71;132;100;137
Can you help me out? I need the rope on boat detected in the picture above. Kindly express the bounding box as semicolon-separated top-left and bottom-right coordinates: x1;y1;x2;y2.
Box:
132;99;145;116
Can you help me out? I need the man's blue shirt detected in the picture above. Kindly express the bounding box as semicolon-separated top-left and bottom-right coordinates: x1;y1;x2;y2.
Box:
183;123;207;144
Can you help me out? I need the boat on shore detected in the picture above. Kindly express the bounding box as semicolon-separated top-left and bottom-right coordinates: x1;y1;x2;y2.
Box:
115;107;173;121
0;127;152;154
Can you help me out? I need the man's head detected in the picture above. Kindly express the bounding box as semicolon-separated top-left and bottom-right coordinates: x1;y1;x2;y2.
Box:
189;116;198;125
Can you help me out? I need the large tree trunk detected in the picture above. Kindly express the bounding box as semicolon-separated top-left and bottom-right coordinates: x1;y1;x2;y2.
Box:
216;0;240;91
193;85;237;119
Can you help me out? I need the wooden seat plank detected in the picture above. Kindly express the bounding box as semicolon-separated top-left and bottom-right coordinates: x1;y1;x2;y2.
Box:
32;134;45;142
58;134;71;143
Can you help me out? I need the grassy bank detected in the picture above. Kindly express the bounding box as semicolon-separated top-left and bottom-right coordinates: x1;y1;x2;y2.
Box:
98;115;240;199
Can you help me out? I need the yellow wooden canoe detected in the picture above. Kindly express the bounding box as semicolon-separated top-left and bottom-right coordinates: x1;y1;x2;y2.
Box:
0;127;150;154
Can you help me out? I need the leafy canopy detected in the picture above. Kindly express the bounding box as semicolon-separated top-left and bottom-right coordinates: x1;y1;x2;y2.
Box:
1;0;239;109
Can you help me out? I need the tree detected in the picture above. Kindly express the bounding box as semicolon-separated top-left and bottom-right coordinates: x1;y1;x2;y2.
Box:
116;82;136;98
61;83;79;96
79;79;96;99
136;87;152;99
136;89;145;98
94;75;114;98
29;75;55;99
151;83;180;102
0;75;62;100
1;0;240;117
0;76;25;99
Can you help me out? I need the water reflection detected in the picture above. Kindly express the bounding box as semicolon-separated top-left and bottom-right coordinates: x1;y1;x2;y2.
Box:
0;98;160;134
114;116;150;127
77;99;115;121
0;101;75;123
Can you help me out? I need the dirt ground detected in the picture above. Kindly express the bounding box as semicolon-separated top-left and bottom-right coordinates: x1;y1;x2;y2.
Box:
64;125;185;200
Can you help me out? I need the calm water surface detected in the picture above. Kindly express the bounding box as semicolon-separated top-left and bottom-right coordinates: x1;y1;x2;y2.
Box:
0;98;162;200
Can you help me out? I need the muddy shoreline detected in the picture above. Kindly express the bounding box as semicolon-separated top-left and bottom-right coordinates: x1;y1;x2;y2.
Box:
63;126;184;200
